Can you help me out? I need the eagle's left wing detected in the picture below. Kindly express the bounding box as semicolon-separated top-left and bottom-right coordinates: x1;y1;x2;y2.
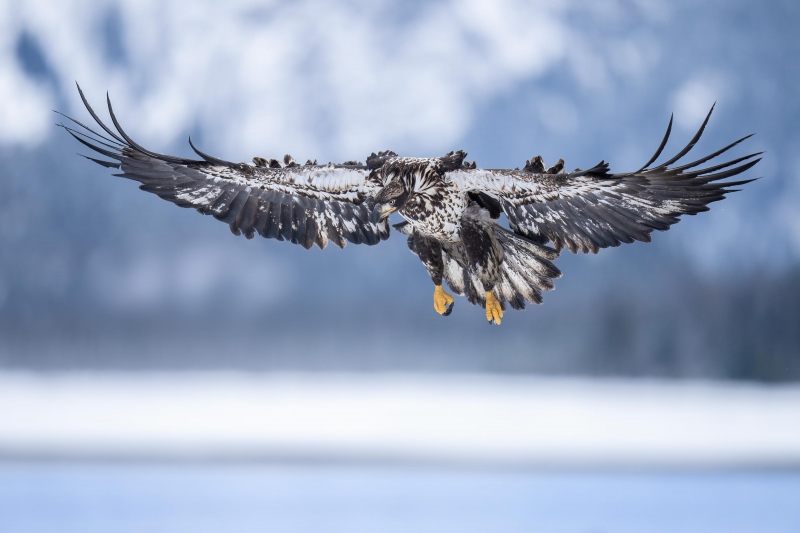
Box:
449;106;760;254
59;86;391;250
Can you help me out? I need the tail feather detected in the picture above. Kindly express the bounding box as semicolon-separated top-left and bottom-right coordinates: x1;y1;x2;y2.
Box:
493;228;561;309
499;264;540;309
442;253;467;294
498;277;530;310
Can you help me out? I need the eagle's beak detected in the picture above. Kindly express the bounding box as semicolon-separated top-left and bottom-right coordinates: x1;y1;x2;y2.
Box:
371;203;396;223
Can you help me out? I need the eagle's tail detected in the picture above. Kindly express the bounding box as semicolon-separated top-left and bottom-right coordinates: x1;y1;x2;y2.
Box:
492;228;561;309
439;227;561;311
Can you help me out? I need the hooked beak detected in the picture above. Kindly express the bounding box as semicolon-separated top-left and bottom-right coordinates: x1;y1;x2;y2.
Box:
371;203;396;224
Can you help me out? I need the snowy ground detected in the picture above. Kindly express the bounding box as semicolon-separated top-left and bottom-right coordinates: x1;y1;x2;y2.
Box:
1;372;799;467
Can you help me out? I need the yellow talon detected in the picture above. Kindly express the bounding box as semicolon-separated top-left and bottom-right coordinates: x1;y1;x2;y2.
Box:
433;285;455;316
485;292;503;325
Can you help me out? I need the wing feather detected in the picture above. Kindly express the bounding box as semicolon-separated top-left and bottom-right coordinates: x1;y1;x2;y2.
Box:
59;87;390;250
450;106;758;253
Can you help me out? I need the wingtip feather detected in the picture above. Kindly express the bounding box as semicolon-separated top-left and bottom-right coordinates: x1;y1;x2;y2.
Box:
635;113;674;172
188;136;237;167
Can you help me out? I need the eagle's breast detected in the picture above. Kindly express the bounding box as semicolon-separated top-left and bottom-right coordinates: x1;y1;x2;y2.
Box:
399;178;467;242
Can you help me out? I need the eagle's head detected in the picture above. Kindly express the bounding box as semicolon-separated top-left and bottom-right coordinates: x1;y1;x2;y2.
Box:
371;177;411;223
371;158;441;222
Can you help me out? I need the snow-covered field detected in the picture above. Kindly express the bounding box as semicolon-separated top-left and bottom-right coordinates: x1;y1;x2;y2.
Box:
3;373;799;532
1;372;799;467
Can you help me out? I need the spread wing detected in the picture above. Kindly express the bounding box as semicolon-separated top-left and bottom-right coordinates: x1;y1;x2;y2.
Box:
59;86;390;250
449;106;760;254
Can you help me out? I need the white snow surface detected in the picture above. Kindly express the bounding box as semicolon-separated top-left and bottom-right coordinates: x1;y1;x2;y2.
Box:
1;372;798;467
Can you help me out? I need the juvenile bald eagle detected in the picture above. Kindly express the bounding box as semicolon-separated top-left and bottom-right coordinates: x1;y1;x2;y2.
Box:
60;85;758;324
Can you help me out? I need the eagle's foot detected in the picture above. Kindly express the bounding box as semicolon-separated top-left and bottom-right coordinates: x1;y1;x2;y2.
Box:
485;292;503;325
433;285;455;316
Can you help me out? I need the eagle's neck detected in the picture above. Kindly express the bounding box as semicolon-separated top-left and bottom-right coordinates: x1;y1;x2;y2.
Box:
409;161;446;195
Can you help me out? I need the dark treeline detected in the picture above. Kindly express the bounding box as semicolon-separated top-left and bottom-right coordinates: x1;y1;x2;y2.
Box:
1;260;797;381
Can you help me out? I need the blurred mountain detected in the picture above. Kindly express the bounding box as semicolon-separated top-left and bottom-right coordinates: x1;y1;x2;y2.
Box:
0;0;798;379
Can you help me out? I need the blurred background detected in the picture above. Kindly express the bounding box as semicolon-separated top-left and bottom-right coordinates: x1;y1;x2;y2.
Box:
1;0;799;531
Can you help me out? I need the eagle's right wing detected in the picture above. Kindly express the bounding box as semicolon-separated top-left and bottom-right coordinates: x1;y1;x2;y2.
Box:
59;86;391;250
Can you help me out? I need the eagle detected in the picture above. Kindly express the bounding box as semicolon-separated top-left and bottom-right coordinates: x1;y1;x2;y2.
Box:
60;85;759;325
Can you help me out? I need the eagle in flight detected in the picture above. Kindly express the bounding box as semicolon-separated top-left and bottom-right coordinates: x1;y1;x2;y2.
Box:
60;85;759;324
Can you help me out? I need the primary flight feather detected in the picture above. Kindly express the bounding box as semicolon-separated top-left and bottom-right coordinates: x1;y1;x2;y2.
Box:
60;85;759;324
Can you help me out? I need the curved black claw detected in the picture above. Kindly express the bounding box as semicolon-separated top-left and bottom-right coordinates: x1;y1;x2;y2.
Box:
443;301;454;317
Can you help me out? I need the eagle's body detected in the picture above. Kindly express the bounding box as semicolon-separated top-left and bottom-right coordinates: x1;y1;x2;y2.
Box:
61;86;759;324
388;157;470;241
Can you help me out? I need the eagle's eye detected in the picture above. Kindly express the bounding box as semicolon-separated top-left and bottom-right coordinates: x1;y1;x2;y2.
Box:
376;179;409;207
371;179;411;223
